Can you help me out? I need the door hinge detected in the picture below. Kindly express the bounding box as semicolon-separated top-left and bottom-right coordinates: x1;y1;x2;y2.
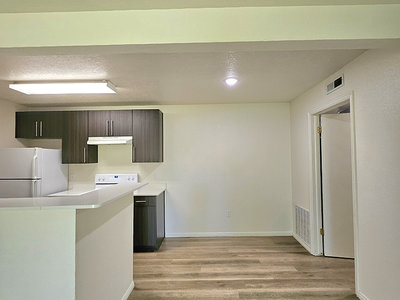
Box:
320;228;324;235
317;126;322;134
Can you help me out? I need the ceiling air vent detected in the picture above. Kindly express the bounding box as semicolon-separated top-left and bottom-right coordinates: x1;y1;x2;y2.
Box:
326;75;344;94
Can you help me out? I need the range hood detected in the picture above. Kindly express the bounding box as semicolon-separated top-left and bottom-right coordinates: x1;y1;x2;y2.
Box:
87;136;132;145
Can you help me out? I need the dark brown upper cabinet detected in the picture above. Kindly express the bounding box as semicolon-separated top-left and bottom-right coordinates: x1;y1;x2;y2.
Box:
88;110;132;137
15;111;64;139
62;111;98;164
132;110;163;163
14;109;163;164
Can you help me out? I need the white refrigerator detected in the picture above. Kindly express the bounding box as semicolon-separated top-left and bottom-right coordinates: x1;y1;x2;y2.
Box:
0;148;68;198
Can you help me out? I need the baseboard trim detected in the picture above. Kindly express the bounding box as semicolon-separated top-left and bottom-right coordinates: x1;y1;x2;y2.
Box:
357;291;369;300
293;233;312;254
166;231;292;238
121;281;134;300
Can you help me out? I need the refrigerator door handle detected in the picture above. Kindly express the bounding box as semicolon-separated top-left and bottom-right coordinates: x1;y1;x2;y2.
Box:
35;121;38;137
32;149;38;179
31;180;36;197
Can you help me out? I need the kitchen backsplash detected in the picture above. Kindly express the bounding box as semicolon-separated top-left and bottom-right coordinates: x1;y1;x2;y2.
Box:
68;144;163;188
16;139;163;188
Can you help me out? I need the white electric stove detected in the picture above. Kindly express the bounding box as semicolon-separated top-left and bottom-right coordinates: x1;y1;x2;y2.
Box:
95;173;139;189
48;173;139;197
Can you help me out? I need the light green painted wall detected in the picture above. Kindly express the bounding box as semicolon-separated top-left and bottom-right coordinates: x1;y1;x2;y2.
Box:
1;5;400;48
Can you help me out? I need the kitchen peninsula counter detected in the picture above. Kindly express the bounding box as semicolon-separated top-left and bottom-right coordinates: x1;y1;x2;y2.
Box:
0;182;146;300
0;182;147;210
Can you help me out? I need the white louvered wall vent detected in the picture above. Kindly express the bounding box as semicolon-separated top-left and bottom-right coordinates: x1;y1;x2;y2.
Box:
326;75;344;94
295;205;310;246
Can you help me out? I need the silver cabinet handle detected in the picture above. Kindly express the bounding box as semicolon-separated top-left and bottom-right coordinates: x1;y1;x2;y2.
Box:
111;120;114;136
135;200;146;203
83;147;86;163
39;121;43;137
35;121;38;137
106;120;109;136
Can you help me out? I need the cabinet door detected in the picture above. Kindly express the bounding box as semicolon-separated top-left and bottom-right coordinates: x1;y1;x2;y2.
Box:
62;111;98;164
16;111;64;139
39;111;64;138
88;111;110;137
134;201;157;251
110;110;132;136
156;192;165;245
132;110;163;162
15;112;38;138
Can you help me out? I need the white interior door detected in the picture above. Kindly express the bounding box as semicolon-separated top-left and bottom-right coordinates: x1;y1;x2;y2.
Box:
321;113;354;258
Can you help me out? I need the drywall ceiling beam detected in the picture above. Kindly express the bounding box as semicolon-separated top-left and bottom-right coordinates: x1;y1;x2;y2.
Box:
0;5;399;48
2;0;400;13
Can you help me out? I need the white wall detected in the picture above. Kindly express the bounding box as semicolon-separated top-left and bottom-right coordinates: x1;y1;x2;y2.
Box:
0;209;76;300
68;103;293;237
0;99;24;148
290;49;400;299
76;194;133;300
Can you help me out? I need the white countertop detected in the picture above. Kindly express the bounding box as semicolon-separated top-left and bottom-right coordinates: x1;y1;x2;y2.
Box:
49;182;167;197
0;182;147;210
134;183;166;196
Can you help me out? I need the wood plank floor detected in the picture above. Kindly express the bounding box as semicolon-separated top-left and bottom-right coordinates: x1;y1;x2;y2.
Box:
128;236;357;300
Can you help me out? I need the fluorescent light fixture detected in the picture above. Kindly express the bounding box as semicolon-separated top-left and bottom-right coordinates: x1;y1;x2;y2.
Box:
225;77;238;87
9;81;116;95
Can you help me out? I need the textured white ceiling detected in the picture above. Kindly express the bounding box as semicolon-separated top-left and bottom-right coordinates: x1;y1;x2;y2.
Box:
0;0;398;13
0;47;364;106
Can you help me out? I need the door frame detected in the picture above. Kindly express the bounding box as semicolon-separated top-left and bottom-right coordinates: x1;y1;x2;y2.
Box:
307;92;360;292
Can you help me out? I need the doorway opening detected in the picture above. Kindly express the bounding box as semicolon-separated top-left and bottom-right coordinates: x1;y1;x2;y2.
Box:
308;95;360;291
318;103;353;258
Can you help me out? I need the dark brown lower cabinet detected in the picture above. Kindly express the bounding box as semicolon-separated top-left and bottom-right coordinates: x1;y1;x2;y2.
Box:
62;111;98;164
134;192;165;252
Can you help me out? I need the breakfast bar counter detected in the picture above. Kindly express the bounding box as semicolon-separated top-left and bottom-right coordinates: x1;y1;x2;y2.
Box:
0;182;147;300
0;182;147;209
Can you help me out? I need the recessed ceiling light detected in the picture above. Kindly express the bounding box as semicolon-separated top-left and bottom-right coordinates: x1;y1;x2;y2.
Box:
225;77;238;87
9;81;116;95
